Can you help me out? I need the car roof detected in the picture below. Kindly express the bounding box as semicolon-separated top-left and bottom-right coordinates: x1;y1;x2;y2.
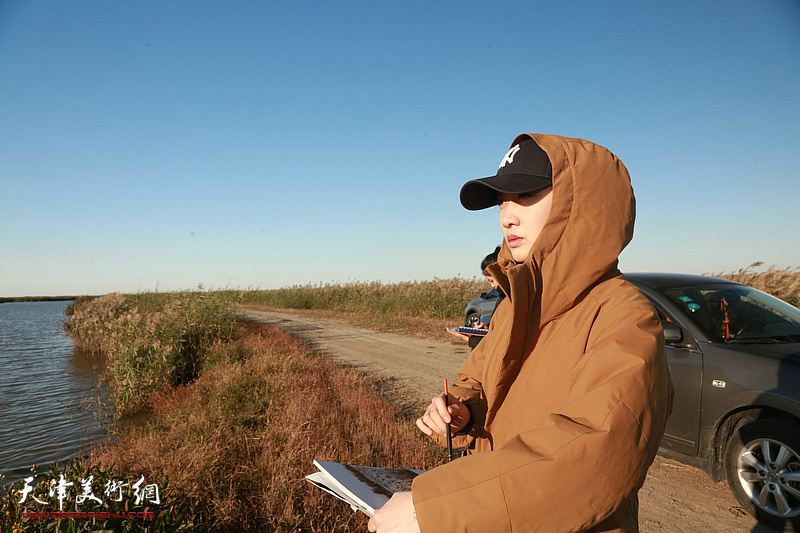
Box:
624;272;741;290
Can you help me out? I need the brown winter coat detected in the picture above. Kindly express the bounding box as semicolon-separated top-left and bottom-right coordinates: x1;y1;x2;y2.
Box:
411;133;674;532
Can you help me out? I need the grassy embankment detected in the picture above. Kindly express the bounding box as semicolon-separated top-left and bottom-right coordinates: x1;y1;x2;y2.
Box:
1;290;447;532
2;266;796;531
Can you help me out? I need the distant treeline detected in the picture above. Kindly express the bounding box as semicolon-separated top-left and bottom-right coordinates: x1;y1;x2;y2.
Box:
0;295;84;303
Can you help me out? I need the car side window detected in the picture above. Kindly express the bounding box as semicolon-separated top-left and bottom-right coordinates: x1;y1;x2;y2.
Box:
664;285;800;342
664;288;722;341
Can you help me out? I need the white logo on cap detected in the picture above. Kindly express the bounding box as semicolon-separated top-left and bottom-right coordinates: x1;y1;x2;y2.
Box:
499;144;521;169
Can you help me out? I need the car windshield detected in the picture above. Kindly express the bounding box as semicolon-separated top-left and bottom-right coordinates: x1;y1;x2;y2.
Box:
662;283;800;343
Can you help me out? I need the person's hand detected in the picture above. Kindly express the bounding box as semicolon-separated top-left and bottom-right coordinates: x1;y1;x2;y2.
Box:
474;321;488;330
416;392;470;437
367;491;419;533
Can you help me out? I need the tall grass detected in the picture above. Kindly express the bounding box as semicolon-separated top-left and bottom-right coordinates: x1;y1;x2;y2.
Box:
240;267;800;330
240;278;488;321
64;291;238;416
711;263;800;307
88;322;444;531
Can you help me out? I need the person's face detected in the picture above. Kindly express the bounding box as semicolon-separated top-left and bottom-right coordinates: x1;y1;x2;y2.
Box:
498;187;553;262
483;273;500;289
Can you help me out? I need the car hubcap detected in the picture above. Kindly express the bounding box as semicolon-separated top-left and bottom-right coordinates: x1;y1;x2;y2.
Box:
737;438;800;517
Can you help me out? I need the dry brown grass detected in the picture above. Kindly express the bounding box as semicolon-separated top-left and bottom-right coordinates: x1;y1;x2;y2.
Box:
711;262;800;307
91;322;446;532
235;276;493;346
239;278;489;323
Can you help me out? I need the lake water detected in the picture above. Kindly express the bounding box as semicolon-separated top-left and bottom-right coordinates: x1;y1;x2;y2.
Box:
0;301;110;486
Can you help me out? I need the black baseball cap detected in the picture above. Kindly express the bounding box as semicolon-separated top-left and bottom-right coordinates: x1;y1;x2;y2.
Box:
460;137;553;211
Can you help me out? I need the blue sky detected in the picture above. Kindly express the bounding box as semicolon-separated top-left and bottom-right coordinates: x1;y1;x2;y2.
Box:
1;1;798;297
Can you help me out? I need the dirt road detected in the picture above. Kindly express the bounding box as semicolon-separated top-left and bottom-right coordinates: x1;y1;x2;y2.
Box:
241;309;775;532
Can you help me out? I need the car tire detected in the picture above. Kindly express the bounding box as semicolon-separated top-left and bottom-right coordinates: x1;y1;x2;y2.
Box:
465;312;480;327
724;418;800;530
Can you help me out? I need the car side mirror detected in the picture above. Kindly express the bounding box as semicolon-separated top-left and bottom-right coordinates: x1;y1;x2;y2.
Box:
662;321;683;343
480;292;489;299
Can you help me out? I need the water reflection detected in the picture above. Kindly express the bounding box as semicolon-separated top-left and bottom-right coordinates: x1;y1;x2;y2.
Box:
0;301;111;486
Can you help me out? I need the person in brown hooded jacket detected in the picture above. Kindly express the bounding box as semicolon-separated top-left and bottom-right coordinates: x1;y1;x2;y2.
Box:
368;133;674;532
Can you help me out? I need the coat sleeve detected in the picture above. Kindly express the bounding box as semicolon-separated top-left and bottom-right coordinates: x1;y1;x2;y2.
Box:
428;297;512;450
411;301;674;532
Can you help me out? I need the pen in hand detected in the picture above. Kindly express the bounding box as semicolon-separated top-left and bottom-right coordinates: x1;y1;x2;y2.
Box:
444;378;453;461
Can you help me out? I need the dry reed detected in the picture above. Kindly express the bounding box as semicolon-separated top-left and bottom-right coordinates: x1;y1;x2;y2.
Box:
710;262;800;307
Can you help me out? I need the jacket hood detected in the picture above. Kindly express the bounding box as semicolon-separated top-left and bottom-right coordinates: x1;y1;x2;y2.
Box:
488;133;636;324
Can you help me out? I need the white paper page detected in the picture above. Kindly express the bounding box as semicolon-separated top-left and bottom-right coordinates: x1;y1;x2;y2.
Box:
309;460;424;517
305;471;367;514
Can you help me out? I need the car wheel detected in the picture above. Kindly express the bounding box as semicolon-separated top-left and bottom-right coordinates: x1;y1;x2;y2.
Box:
465;312;480;327
725;418;800;529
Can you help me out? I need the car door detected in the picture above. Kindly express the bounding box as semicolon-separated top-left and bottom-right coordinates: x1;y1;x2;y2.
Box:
661;318;704;456
642;295;705;457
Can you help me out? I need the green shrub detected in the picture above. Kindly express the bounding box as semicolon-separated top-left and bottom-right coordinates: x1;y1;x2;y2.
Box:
64;291;238;416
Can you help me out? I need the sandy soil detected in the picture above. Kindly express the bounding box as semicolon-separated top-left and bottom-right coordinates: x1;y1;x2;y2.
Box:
240;309;782;532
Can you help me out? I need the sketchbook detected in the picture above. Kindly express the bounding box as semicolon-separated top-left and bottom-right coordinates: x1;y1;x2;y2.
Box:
305;460;424;517
447;326;488;336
